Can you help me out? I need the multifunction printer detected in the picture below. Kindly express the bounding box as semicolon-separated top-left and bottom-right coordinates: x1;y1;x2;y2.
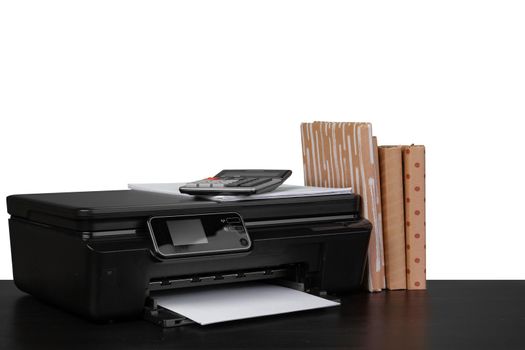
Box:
7;189;371;326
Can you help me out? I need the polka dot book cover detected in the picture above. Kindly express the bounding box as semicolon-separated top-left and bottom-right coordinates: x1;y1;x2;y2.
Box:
402;145;426;290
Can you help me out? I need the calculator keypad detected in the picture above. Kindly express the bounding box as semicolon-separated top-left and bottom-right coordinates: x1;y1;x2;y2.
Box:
184;177;274;188
179;170;292;195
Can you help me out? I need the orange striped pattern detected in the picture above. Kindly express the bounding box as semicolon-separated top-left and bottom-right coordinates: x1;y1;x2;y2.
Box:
300;122;385;292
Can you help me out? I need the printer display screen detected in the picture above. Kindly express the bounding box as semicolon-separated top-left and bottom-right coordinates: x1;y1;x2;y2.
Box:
167;219;209;246
148;212;251;258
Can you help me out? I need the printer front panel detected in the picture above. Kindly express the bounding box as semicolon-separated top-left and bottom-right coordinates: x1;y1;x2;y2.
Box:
145;217;372;295
9;211;371;322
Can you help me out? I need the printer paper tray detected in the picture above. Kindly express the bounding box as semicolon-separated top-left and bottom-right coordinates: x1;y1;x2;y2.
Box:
144;304;194;328
145;265;309;327
144;279;338;328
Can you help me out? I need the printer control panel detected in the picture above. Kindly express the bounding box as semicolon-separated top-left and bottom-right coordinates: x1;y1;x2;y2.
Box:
147;212;251;258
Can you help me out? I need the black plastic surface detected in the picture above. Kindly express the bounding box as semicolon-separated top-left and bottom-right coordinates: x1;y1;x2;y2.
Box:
7;190;360;231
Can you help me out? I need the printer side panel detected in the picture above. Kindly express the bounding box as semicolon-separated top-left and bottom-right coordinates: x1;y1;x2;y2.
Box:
9;218;151;322
319;221;372;293
9;218;93;318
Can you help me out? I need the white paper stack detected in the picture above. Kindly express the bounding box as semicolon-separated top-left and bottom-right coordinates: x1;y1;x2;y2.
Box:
154;282;339;325
128;183;352;202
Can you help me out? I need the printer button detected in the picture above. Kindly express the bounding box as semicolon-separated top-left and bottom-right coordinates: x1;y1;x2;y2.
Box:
101;268;117;287
240;238;249;246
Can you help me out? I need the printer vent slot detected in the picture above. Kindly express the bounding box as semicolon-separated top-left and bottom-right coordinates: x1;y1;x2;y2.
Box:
245;214;357;228
149;266;294;291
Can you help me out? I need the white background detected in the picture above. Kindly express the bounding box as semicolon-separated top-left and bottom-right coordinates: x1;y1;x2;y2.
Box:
1;1;524;280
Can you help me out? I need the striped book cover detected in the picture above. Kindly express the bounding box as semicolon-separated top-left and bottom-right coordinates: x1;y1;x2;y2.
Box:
402;145;426;290
300;122;385;292
379;146;407;290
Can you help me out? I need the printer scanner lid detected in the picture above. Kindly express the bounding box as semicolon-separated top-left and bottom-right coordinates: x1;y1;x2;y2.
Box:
7;190;360;231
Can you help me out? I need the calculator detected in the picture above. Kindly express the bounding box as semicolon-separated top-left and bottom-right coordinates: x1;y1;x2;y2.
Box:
179;170;292;196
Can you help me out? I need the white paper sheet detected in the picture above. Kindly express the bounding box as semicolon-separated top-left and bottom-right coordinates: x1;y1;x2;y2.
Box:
128;183;352;202
154;282;339;325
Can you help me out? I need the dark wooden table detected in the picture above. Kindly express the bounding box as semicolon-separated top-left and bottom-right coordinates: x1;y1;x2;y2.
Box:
1;280;523;349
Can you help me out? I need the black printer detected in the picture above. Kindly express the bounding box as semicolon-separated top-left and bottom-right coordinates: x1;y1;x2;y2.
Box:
7;190;371;326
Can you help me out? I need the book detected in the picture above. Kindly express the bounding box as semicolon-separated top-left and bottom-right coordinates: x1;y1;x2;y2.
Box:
402;145;426;290
301;122;385;292
378;146;407;290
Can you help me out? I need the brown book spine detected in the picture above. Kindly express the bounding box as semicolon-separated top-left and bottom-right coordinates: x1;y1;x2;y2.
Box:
402;145;426;289
379;146;407;290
